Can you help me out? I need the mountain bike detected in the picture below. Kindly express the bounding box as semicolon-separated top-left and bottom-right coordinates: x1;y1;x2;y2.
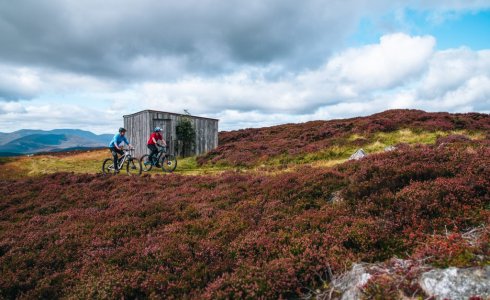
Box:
140;145;177;173
102;147;142;175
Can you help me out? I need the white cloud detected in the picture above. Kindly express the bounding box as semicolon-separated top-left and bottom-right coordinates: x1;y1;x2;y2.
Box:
323;33;435;91
0;66;42;100
0;33;489;133
118;33;439;113
1;0;488;81
0;101;120;133
0;64;119;101
439;76;490;108
419;48;490;97
416;0;490;11
0;102;27;114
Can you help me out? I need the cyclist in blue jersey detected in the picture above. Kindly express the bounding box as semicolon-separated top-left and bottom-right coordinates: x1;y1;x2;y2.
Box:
109;127;133;172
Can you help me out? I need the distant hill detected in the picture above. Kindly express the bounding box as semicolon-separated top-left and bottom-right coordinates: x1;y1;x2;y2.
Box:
0;129;112;145
0;129;112;156
198;109;490;166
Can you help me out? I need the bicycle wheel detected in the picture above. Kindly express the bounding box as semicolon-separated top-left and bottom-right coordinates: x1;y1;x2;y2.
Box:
102;158;116;174
126;158;142;176
140;154;153;172
161;154;177;173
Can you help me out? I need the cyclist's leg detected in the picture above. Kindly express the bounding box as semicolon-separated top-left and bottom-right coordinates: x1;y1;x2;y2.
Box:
152;146;159;163
148;144;158;164
116;149;124;166
109;147;117;170
155;152;162;168
147;144;153;162
110;147;123;171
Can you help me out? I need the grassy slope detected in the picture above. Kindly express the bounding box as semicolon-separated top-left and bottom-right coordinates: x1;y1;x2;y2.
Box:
0;150;106;180
0;128;485;179
0;139;488;299
0;150;231;179
199;109;490;167
266;129;484;166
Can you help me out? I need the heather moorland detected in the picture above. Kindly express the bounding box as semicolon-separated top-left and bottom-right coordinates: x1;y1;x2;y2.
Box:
0;109;489;299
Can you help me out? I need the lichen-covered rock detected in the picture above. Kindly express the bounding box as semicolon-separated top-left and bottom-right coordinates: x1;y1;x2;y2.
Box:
419;266;490;300
349;149;366;160
307;263;372;300
311;260;490;300
327;264;371;300
328;190;344;204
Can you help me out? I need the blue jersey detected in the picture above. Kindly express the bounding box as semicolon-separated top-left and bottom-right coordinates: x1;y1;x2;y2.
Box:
109;133;129;147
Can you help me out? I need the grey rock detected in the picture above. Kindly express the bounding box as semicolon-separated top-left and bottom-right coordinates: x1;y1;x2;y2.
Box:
328;190;344;204
419;266;490;300
384;145;396;152
349;149;366;161
337;264;371;300
309;256;490;299
314;263;371;300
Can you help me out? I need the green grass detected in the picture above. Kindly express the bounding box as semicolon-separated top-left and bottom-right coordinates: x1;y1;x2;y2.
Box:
141;156;232;176
265;129;484;166
0;151;107;178
0;157;14;165
0;129;484;180
178;157;232;173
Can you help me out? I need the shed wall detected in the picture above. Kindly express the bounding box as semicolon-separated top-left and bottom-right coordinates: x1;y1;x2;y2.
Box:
124;111;151;159
124;111;218;158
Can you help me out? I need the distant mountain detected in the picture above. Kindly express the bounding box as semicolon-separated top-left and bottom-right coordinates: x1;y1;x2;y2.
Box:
0;129;113;155
0;129;112;145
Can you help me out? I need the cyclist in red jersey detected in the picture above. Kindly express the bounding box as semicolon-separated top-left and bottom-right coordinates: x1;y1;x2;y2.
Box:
147;127;167;167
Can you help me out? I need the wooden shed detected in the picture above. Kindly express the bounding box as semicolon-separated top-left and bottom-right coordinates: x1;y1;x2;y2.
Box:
123;110;219;158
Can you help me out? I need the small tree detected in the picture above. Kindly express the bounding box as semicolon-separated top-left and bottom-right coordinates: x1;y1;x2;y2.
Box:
176;117;196;157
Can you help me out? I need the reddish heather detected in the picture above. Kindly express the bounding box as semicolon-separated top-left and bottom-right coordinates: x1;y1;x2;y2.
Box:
198;109;490;166
0;138;488;298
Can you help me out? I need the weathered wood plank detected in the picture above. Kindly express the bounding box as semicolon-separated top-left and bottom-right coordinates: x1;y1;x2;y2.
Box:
124;110;219;158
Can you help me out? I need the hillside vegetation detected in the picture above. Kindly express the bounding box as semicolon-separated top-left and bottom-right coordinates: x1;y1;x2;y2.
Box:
199;109;489;167
1;110;488;178
0;110;489;298
0;150;228;180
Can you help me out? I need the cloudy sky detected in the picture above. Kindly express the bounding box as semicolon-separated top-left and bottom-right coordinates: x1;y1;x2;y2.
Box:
0;0;489;133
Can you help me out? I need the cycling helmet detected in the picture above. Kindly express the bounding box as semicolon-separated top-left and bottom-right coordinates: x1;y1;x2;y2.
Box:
119;127;127;133
154;127;162;132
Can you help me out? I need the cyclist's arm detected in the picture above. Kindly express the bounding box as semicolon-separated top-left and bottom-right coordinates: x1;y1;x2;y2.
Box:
111;134;121;150
122;136;131;148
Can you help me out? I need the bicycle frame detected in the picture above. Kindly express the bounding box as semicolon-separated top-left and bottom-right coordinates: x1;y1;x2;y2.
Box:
111;149;134;170
141;145;177;173
103;147;141;175
154;146;168;162
147;146;166;164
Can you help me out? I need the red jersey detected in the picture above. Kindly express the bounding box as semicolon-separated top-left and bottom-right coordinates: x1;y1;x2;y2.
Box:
147;132;163;145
